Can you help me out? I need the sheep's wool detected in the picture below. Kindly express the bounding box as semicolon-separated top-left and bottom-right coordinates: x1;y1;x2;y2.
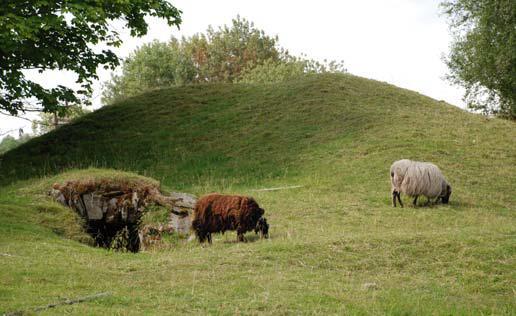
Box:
390;159;448;199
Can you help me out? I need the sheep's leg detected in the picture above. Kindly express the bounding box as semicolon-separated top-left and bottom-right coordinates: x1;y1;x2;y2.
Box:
393;190;403;207
413;195;419;206
424;197;432;206
196;231;204;243
236;227;247;242
396;192;403;208
207;233;212;244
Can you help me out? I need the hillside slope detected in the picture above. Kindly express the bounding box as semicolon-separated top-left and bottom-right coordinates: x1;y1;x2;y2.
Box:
0;74;515;314
0;74;510;189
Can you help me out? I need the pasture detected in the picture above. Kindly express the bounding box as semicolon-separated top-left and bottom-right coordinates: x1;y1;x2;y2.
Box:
1;74;515;314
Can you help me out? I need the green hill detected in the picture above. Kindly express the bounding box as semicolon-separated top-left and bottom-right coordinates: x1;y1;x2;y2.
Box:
0;74;515;314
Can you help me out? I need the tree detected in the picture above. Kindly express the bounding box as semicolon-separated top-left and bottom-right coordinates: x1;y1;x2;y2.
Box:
237;59;306;84
237;57;346;84
32;104;91;135
0;0;181;116
103;16;282;104
102;16;346;104
102;39;196;104
0;135;19;155
187;16;281;83
441;0;515;119
0;134;31;155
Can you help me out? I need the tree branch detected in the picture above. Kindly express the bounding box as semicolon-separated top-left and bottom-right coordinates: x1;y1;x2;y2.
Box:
0;111;36;123
0;111;50;126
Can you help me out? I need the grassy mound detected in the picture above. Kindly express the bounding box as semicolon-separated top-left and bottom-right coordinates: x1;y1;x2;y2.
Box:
0;169;161;247
0;74;514;314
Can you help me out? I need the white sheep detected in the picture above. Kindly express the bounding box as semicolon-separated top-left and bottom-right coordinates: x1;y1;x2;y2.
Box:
390;159;452;207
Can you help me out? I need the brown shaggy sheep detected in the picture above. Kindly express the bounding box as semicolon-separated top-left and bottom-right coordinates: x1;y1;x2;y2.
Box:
192;194;269;243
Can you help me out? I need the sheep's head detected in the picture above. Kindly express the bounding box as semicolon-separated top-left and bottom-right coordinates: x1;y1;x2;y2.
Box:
441;184;452;204
255;217;269;239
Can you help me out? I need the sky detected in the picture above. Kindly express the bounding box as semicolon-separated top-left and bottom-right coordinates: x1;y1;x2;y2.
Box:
0;0;465;139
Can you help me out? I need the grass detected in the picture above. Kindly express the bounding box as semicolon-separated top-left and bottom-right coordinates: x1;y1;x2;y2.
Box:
0;73;515;314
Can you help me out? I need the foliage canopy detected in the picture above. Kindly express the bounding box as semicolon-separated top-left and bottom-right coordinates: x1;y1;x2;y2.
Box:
0;134;31;155
441;0;515;119
102;17;346;104
0;0;181;116
31;104;91;136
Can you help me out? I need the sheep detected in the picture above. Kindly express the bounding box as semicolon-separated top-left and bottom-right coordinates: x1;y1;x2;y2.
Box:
390;159;452;207
192;193;269;243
